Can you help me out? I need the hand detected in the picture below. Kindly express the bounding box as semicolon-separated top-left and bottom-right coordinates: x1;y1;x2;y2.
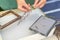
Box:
33;0;46;8
17;0;31;12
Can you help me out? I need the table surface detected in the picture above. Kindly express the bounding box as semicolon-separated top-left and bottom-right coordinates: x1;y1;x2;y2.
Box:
0;9;56;40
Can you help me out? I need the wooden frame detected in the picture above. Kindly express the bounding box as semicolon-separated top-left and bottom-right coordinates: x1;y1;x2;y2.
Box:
0;11;21;30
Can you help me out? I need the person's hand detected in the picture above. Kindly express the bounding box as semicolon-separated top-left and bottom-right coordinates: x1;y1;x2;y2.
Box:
33;0;46;8
17;0;31;12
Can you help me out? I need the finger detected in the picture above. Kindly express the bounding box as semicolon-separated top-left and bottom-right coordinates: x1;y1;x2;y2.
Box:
18;7;27;12
23;4;31;11
27;4;31;11
36;0;46;8
39;2;46;8
23;2;31;10
39;0;46;8
33;0;39;8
